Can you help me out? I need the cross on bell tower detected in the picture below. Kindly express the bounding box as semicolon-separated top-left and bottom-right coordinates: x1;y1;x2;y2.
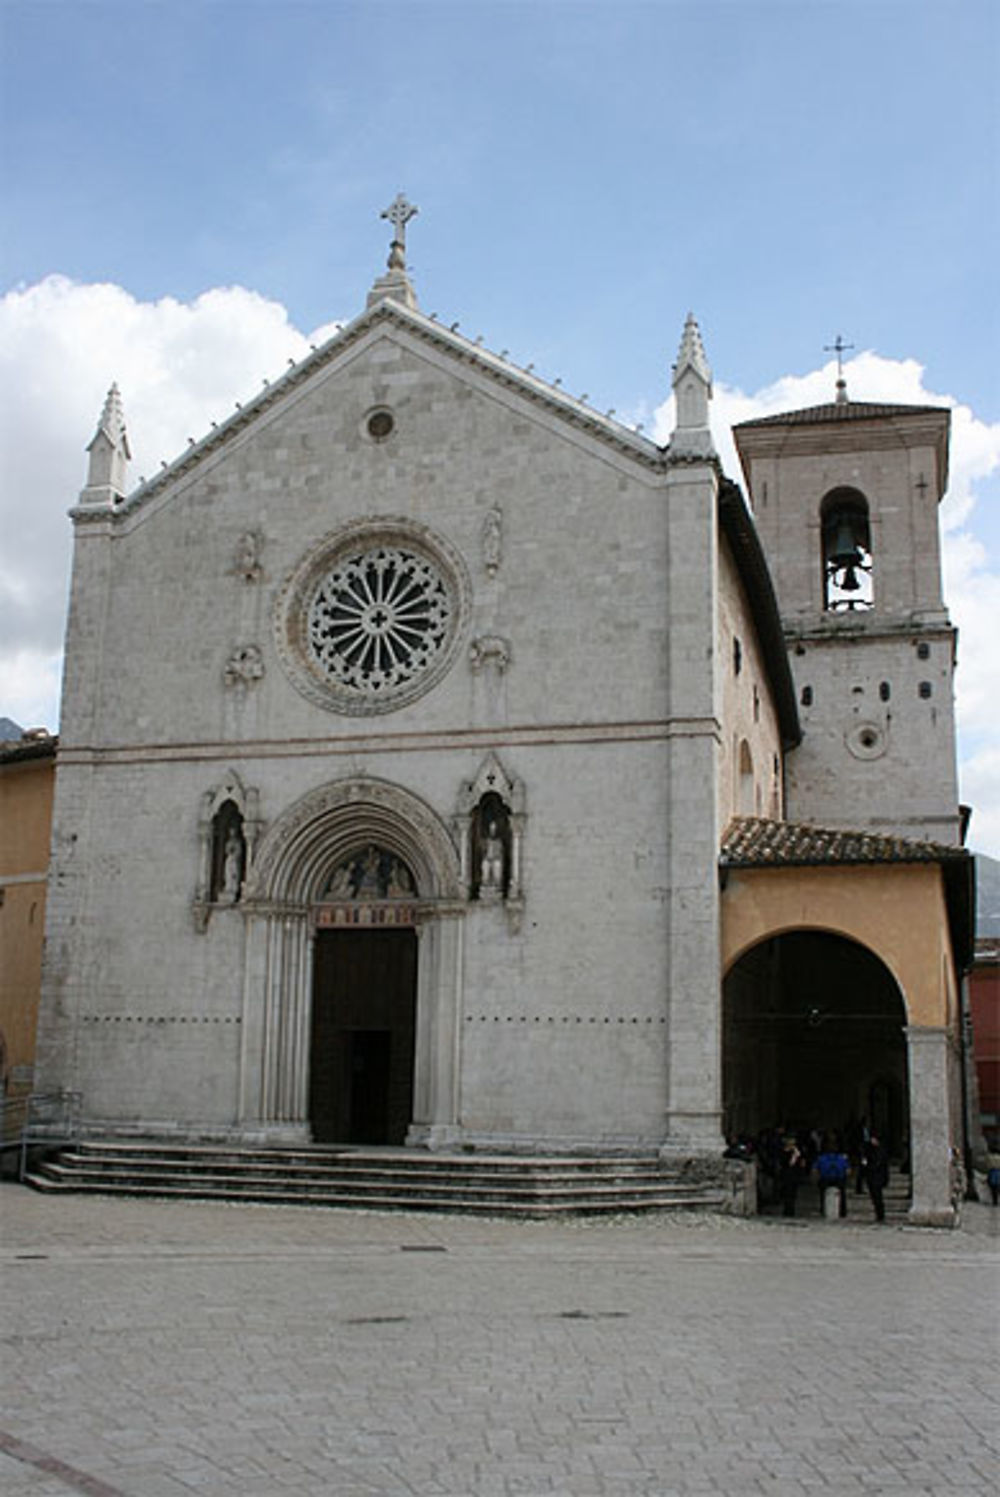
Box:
824;333;855;404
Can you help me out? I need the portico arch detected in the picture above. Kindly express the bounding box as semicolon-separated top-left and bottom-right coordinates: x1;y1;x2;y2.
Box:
721;854;965;1224
723;928;908;1153
239;777;465;1147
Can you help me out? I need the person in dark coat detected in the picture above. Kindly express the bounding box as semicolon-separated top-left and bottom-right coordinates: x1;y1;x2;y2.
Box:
863;1132;890;1222
778;1136;806;1217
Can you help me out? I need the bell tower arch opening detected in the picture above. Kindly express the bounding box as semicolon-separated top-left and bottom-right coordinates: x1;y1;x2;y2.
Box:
723;930;908;1157
820;487;873;613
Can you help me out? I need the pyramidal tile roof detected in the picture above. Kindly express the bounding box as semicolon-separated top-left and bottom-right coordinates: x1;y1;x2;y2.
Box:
720;816;967;868
734;400;949;430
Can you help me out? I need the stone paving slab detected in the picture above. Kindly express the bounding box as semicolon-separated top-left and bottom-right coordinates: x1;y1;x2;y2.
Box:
1;1188;998;1496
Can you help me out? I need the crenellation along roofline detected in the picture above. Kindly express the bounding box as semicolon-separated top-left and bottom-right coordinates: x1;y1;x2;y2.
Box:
101;296;669;521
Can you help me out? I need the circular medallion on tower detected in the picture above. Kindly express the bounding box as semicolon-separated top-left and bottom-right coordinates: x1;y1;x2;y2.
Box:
845;721;888;760
275;518;470;715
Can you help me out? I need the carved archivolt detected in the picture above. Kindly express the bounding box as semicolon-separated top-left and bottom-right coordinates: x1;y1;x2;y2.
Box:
245;775;463;907
273;516;472;716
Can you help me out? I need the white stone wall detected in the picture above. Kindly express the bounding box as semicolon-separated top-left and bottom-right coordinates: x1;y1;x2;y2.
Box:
39;321;728;1147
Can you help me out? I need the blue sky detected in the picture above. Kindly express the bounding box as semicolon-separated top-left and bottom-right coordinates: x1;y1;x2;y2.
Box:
2;0;999;849
4;0;997;411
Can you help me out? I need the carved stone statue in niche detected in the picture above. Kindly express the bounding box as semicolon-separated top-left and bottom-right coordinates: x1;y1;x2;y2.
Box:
220;827;244;902
193;770;262;930
323;844;416;901
211;802;246;904
479;820;505;901
472;794;510;903
453;752;526;931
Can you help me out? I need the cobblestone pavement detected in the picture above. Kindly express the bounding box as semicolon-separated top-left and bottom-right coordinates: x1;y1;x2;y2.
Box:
1;1188;998;1497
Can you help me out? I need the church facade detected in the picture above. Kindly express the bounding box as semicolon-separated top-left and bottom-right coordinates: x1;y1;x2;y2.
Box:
35;206;974;1222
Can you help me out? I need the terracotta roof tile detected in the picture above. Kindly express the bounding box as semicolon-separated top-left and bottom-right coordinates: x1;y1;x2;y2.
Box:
734;401;948;429
720;816;967;868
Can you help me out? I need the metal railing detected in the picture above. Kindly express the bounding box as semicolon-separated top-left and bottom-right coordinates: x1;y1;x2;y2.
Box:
0;1090;82;1181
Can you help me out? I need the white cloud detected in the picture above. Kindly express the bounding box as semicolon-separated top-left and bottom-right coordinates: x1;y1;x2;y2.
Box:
2;280;999;857
653;350;1000;858
0;275;342;731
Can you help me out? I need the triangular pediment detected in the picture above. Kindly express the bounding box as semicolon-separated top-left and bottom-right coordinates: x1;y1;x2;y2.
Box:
114;297;665;518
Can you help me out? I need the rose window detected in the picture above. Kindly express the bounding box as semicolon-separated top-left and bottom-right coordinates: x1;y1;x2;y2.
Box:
276;520;469;716
308;546;451;695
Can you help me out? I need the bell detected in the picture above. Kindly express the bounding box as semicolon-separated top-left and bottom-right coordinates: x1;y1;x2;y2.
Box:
827;516;863;572
839;563;861;592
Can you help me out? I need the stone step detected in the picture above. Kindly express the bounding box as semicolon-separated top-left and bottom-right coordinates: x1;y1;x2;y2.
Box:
24;1174;726;1216
61;1141;670;1175
25;1141;729;1218
43;1151;670;1188
31;1161;714;1200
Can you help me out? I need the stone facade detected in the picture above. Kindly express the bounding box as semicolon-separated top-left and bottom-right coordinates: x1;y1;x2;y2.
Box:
33;233;973;1219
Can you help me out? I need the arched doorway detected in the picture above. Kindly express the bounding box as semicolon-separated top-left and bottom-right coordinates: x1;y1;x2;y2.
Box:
723;930;908;1153
240;777;464;1147
309;844;420;1145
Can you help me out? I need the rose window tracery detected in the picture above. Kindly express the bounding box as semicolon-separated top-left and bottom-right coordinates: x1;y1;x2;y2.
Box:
275;519;470;715
308;546;450;695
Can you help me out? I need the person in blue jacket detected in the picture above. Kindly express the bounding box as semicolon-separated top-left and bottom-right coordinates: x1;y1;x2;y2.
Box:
815;1136;849;1218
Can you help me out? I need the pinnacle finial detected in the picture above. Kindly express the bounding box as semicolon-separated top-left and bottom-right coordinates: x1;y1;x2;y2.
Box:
673;312;712;389
81;382;131;504
93;382;131;457
668;312;715;461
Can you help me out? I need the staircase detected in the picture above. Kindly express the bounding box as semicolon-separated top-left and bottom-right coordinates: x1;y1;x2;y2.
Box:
24;1141;734;1218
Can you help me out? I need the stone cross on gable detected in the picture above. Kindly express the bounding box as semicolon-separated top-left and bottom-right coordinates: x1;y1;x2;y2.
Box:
382;193;418;255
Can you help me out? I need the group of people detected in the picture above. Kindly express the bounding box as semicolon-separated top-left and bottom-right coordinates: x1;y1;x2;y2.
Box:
724;1122;892;1221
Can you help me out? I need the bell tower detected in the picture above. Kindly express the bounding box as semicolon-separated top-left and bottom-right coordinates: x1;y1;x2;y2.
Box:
733;385;960;845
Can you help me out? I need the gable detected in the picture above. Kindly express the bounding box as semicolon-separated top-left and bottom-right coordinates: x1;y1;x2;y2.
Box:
112;300;663;526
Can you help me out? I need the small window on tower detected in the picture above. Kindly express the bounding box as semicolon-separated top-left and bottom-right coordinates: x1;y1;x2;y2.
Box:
821;488;873;613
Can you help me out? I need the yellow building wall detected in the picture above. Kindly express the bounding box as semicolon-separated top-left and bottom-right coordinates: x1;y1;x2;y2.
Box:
721;861;957;1030
0;751;55;1093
